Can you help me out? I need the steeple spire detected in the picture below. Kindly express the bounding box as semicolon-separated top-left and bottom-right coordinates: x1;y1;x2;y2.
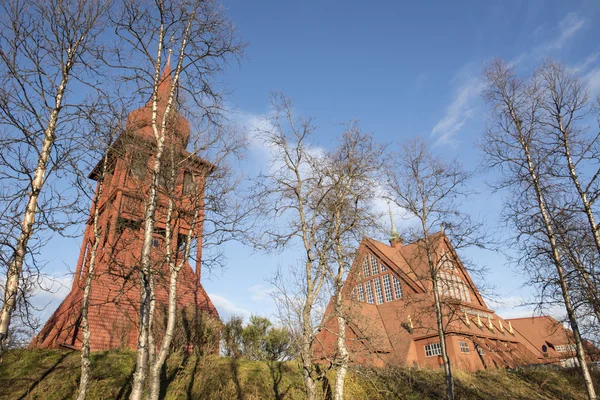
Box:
163;48;172;78
388;200;402;248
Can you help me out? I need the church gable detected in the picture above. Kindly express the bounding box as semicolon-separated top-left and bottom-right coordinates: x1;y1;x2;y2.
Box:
436;239;487;308
347;242;422;305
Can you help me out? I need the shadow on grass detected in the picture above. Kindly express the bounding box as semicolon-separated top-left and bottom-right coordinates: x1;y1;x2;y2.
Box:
230;356;245;400
268;360;290;400
115;363;136;400
16;351;72;400
159;352;194;399
185;356;200;399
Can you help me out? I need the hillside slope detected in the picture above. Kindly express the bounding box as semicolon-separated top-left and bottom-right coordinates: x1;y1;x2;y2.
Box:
0;350;597;399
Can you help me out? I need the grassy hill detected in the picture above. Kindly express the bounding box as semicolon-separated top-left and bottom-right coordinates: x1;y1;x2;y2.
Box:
0;349;597;399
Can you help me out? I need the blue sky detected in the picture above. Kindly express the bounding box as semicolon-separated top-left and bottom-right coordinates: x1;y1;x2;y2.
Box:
35;1;600;326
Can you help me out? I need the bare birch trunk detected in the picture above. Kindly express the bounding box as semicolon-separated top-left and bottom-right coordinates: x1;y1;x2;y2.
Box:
332;208;349;400
332;287;348;400
0;74;69;354
129;128;167;400
301;302;317;400
129;47;168;400
147;269;178;400
76;155;109;400
515;117;597;400
423;229;454;400
147;171;201;400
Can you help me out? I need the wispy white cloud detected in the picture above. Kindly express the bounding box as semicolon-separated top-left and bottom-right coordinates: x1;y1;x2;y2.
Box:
566;53;600;97
583;67;600;96
208;293;252;320
513;12;588;67
430;77;482;146
545;12;586;51
248;284;276;302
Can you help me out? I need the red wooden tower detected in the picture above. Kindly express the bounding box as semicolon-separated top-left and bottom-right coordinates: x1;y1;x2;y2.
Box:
32;67;219;350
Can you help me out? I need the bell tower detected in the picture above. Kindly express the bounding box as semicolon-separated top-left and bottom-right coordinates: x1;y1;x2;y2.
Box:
32;66;219;350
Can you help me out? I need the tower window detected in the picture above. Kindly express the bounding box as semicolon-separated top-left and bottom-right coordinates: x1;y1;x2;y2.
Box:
116;217;142;235
183;172;196;194
130;153;148;180
177;234;188;252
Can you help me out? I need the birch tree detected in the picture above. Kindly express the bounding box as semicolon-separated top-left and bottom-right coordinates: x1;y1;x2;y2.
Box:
108;1;243;398
254;95;384;399
72;97;129;400
385;137;484;400
319;125;384;400
537;60;600;258
482;58;597;400
0;0;110;356
253;93;337;400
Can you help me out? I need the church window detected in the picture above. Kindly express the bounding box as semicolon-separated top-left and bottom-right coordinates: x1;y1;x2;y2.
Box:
555;344;575;353
365;281;374;304
370;254;379;275
380;263;387;272
440;250;454;270
356;284;365;302
393;276;403;299
425;342;442;357
438;271;471;303
383;274;393;302
374;278;384;304
363;258;370;277
459;341;470;353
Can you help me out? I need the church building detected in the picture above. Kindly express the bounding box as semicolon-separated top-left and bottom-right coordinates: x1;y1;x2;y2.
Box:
314;231;592;372
31;65;219;351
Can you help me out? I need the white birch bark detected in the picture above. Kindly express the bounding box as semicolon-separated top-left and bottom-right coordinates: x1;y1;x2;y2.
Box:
516;118;597;400
76;154;109;400
0;67;71;353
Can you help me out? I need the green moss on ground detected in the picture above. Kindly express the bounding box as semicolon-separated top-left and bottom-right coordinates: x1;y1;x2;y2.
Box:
0;349;597;399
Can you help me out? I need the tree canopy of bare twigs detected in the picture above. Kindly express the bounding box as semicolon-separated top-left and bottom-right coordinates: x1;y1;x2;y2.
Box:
103;1;244;399
0;0;111;357
385;137;486;400
251;92;385;400
482;58;599;400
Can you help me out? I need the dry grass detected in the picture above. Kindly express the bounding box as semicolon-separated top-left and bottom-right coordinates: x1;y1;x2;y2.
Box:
0;349;597;399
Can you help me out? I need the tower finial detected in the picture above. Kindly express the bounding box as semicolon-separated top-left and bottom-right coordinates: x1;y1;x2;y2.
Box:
387;200;402;248
387;200;398;238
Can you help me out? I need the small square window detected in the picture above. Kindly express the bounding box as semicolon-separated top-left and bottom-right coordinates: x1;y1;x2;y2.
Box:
459;341;470;353
425;342;442;357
